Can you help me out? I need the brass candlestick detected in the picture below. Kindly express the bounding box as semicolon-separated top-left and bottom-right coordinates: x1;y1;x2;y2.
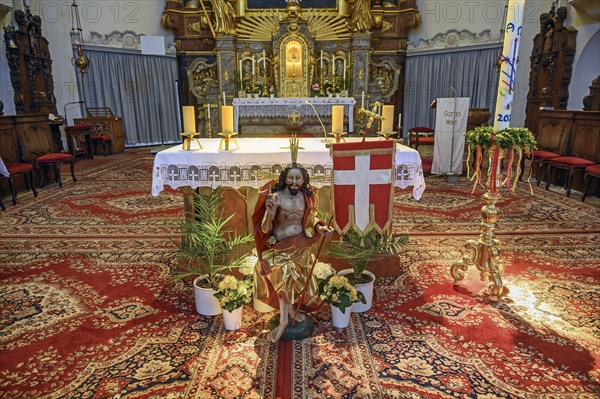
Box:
328;131;347;143
218;132;239;151
377;131;396;140
319;73;325;97
204;103;215;138
181;132;202;150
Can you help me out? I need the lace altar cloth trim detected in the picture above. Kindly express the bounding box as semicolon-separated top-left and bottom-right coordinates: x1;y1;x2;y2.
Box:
152;161;425;200
151;139;425;199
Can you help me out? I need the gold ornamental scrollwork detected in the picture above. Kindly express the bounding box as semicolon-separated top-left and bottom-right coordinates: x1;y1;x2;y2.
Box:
188;22;203;34
381;20;394;33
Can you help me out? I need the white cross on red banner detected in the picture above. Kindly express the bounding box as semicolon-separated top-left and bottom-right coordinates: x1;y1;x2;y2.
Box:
332;140;395;234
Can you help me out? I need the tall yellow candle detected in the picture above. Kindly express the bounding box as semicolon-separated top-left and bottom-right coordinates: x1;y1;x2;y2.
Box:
182;106;196;133
221;105;234;134
332;105;344;134
381;105;394;133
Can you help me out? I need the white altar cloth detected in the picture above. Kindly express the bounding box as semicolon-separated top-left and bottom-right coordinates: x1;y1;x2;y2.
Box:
232;97;355;133
151;138;425;199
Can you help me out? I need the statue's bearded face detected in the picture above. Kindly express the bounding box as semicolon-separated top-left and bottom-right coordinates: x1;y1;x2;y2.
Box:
285;168;304;196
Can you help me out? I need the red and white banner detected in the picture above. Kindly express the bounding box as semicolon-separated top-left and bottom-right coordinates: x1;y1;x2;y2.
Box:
332;140;395;235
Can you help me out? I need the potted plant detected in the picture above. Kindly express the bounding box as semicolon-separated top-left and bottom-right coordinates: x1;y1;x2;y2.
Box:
170;188;254;316
318;273;366;328
213;274;253;330
327;229;407;312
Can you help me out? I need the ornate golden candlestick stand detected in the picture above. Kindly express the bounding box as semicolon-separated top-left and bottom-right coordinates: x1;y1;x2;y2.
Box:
261;69;268;97
218;132;239;151
451;154;506;301
319;73;325;97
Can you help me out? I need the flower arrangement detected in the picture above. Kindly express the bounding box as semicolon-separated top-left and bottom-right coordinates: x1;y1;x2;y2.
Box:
311;83;320;96
213;274;253;312
466;126;537;193
319;275;366;313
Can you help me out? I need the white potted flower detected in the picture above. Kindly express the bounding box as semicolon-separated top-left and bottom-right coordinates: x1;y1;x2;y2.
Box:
319;274;366;328
327;229;407;313
213;275;253;330
170;188;254;316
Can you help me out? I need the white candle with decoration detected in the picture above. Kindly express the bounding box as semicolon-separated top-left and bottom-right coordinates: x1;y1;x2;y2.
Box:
493;0;525;131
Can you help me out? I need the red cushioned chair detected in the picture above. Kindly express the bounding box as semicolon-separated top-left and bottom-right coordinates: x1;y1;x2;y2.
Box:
0;130;38;205
582;164;600;202
522;150;561;186
519;127;569;184
408;127;435;151
17;124;77;188
5;162;38;204
545;156;595;197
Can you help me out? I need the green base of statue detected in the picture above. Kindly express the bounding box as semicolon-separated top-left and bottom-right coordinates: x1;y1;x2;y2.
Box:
268;312;314;341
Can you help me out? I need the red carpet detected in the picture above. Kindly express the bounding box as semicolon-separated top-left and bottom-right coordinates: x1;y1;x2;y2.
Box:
1;152;599;398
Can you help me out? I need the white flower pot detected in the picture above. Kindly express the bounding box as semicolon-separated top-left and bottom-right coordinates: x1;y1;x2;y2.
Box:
222;306;243;330
193;277;221;316
330;304;351;328
337;269;375;313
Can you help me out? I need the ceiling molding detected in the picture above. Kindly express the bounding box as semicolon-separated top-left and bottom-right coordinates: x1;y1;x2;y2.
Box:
569;0;600;21
88;31;176;54
408;29;499;53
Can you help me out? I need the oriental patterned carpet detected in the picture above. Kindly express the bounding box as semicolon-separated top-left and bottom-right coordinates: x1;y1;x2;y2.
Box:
1;152;599;398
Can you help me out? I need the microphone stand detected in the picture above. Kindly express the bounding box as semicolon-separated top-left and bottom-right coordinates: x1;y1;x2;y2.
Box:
304;100;328;142
447;85;458;184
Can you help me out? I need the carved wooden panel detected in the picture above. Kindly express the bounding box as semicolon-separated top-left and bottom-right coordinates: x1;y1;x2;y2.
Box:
525;5;577;131
583;75;600;111
3;8;58;115
538;109;600;161
12;114;56;162
0;118;19;163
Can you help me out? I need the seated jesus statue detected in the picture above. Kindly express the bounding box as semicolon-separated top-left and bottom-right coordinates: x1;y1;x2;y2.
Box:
252;165;333;342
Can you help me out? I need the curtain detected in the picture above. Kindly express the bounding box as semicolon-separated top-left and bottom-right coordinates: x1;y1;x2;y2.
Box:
77;49;180;147
403;46;501;138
